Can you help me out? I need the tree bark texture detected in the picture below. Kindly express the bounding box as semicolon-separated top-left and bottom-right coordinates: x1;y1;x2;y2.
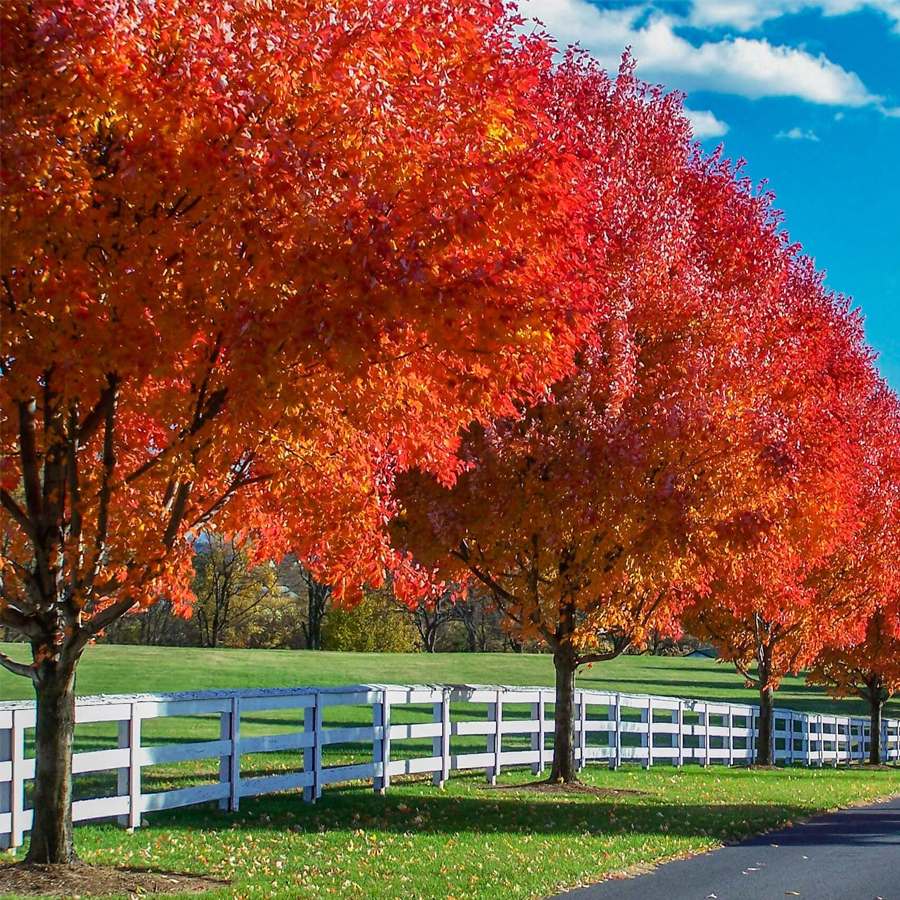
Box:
549;651;578;783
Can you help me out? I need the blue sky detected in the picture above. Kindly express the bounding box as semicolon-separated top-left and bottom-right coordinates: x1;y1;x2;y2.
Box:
522;0;900;390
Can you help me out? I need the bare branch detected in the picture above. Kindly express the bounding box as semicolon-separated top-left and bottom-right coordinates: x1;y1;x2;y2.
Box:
67;405;83;590
125;386;227;486
0;651;37;682
734;658;760;687
18;398;42;522
1;489;37;543
76;376;118;444
83;595;137;637
84;382;118;594
163;481;192;549
0;604;43;639
188;471;271;531
578;648;624;665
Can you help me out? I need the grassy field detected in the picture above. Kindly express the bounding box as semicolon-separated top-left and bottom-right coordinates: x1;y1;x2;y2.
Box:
2;646;899;900
5;767;900;900
3;642;898;716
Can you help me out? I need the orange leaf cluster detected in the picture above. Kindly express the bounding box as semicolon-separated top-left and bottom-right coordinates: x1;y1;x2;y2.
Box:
1;0;609;657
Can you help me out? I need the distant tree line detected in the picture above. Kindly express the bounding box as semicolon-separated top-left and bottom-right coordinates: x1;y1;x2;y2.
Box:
1;532;703;656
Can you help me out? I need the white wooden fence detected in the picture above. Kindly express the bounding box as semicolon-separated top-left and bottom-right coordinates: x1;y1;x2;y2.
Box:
1;683;898;850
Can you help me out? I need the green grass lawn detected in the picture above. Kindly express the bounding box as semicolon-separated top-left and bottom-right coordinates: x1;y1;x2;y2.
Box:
5;767;900;900
3;643;897;716
2;645;899;900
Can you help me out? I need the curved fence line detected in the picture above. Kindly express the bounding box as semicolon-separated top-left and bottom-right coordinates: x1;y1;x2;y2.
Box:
1;683;898;849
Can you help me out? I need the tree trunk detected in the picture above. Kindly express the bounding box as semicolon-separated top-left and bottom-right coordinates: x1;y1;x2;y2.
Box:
549;652;578;783
459;610;477;653
26;658;80;864
756;683;774;766
869;692;884;765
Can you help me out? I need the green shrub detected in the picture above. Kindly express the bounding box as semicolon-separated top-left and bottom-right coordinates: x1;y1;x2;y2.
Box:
322;588;419;652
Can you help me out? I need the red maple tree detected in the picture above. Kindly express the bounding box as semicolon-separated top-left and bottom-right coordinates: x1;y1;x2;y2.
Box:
0;0;600;862
392;56;841;781
683;262;881;764
806;386;900;763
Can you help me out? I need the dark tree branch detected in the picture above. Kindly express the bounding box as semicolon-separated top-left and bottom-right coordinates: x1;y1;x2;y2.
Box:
578;646;627;665
0;605;43;639
163;482;192;550
125;387;228;486
84;382;118;595
18;398;42;522
83;596;137;637
0;651;37;682
188;471;271;531
1;489;37;543
66;406;83;589
76;376;118;444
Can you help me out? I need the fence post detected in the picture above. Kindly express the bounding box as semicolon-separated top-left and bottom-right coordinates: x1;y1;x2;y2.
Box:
850;718;856;765
609;693;621;770
433;689;450;787
840;718;846;764
530;699;541;776
577;691;587;772
303;695;319;803
374;691;385;793
803;713;810;765
219;702;232;811
228;696;241;811
486;690;501;784
374;691;391;794
0;717;10;850
532;692;548;775
863;718;868;765
676;700;684;768
702;703;710;767
314;694;323;799
117;702;142;829
727;705;734;767
749;710;755;763
10;709;24;850
642;698;652;769
788;712;795;766
864;718;870;765
817;715;824;767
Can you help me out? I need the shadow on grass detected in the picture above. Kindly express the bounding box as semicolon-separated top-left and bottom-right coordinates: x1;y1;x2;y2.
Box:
88;774;898;848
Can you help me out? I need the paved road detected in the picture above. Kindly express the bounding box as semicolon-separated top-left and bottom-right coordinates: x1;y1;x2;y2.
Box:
554;794;900;900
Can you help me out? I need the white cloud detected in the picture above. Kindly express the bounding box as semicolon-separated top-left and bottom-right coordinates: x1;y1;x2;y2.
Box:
687;0;900;34
775;126;821;139
684;107;730;137
522;1;887;109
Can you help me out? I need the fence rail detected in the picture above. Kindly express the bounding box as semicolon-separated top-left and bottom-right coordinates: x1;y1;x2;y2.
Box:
2;683;898;849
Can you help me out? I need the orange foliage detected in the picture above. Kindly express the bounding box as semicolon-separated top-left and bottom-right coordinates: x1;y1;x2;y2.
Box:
0;0;607;661
806;387;900;715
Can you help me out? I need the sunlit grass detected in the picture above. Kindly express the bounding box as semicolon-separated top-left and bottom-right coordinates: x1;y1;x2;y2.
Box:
3;643;896;717
4;765;899;900
3;646;898;899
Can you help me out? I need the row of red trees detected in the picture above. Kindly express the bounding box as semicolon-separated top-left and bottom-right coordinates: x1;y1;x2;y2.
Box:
2;0;898;866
